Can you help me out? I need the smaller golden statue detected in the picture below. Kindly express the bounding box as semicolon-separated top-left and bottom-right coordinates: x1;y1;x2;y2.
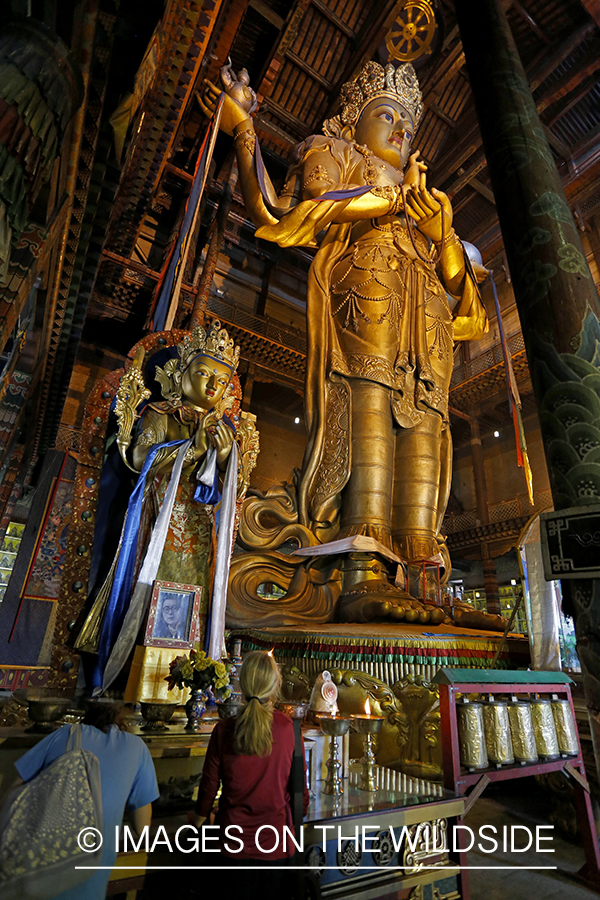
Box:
76;321;259;691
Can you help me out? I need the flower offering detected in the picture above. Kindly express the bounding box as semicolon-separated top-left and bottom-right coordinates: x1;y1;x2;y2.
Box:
166;649;232;700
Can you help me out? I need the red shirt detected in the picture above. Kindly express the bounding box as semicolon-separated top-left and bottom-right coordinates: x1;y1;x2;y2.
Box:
196;710;310;859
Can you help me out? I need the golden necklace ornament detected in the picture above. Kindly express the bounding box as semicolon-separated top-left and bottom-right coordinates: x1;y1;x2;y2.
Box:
355;144;379;185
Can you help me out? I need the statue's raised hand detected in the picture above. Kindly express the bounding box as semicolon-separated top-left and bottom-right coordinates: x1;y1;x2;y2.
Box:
193;419;209;458
220;59;257;115
403;174;453;246
214;420;235;466
197;59;257;136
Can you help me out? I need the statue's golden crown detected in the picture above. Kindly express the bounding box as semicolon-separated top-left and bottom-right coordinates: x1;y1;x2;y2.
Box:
177;319;240;371
324;61;424;136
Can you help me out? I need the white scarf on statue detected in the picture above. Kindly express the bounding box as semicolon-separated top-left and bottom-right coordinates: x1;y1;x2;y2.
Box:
206;440;238;661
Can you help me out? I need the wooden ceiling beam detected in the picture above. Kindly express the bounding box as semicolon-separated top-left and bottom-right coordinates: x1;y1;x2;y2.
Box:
445;153;487;194
255;0;311;101
260;97;311;138
431;111;481;185
427;100;456;127
452;190;477;216
541;123;571;161
566;123;600;177
528;21;596;91
309;0;356;40
423;40;465;100
255;116;298;149
249;0;284;29
537;48;600;112
548;77;598;128
512;0;550;45
470;178;496;205
284;49;334;91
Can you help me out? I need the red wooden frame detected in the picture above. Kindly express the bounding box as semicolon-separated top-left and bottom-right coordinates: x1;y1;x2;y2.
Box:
437;675;600;897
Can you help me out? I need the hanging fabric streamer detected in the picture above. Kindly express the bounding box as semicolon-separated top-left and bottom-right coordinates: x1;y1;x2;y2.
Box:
151;93;225;332
94;439;193;694
488;272;534;504
206;440;239;661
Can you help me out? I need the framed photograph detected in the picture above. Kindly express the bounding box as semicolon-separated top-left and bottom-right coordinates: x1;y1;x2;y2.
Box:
144;580;203;649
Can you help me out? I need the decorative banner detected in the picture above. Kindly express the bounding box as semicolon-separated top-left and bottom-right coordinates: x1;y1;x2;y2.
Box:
150;94;225;332
488;272;534;504
91;438;190;692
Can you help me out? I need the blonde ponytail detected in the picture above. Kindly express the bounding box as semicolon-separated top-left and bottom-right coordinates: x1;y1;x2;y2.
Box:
234;651;281;756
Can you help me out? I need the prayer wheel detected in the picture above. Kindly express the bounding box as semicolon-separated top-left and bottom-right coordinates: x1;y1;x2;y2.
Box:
506;698;538;763
457;699;488;770
482;697;514;766
529;698;560;760
550;697;579;756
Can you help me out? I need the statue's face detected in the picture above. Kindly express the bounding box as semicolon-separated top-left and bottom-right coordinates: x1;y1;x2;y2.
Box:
353;98;414;170
181;354;232;409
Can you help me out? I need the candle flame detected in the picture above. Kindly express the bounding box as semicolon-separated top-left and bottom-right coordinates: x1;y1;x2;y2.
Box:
365;697;371;716
267;648;274;657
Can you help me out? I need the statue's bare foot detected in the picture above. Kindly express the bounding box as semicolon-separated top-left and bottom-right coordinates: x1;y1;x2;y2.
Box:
338;580;446;625
451;605;506;632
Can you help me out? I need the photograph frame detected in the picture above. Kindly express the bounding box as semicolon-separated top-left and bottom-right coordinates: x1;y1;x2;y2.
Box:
144;580;203;649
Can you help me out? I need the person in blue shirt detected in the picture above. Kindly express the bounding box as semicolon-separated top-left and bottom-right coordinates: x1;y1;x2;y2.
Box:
12;702;159;900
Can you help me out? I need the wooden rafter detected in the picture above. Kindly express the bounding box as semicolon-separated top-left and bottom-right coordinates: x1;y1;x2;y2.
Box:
548;77;599;128
536;44;600;112
528;21;596;92
470;178;496;205
512;0;550;45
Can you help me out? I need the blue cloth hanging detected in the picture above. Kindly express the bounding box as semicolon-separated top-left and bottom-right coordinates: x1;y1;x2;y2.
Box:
91;438;186;689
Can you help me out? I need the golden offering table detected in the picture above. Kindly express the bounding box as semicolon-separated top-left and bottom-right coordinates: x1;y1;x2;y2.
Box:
125;717;215;755
0;725;466;898
142;762;467;900
234;622;530;682
304;762;466;899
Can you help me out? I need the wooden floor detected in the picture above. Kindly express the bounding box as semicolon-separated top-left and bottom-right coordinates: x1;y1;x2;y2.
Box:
464;779;599;899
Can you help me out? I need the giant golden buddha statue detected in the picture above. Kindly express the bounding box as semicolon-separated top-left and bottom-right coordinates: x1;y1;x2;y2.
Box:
202;61;498;629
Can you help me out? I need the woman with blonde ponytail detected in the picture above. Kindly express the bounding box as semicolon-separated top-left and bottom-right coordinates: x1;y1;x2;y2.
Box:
192;651;309;898
233;649;281;756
